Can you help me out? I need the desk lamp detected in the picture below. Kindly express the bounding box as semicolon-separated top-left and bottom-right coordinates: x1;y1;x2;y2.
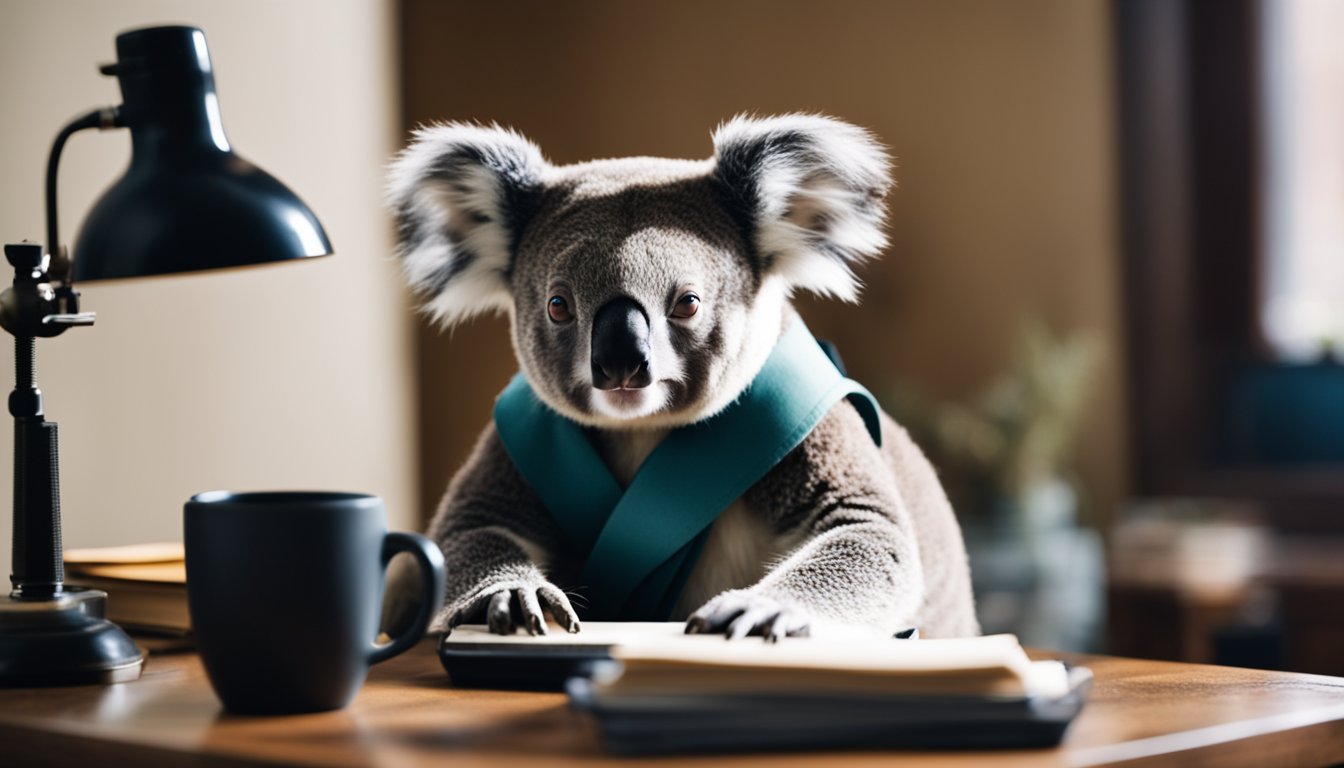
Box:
0;25;331;686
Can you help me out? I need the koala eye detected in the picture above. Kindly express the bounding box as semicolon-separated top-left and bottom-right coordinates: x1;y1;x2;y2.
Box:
671;292;700;319
547;294;574;324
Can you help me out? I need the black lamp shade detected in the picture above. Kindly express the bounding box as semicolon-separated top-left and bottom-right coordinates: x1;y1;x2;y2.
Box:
72;26;331;282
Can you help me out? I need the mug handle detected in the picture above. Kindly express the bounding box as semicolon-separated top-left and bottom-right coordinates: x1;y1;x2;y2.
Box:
370;531;446;665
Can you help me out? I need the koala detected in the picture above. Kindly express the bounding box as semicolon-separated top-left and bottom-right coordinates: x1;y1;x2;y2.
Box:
384;114;978;641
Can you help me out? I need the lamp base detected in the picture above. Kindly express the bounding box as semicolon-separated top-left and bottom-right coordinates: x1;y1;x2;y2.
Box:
0;587;143;686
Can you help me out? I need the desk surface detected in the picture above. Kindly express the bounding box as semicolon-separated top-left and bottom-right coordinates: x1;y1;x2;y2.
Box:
1;639;1343;767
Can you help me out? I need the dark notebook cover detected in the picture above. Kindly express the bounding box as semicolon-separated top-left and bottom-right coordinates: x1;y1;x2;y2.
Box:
568;664;1093;754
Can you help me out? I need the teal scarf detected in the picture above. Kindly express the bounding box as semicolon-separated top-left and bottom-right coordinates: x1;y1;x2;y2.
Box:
493;320;882;621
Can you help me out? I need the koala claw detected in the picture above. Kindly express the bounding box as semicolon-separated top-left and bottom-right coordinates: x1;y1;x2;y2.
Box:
685;591;811;642
538;583;583;633
486;590;515;634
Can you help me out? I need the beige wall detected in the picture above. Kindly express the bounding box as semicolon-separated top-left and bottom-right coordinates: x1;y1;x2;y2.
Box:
403;0;1129;525
0;0;417;549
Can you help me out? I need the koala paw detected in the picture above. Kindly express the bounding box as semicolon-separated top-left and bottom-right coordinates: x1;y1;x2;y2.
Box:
684;590;811;642
446;581;581;636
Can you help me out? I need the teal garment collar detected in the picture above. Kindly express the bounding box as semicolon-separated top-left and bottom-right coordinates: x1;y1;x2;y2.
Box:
492;320;881;621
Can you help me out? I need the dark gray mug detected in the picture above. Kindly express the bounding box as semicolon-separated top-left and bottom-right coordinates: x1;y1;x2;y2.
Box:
184;491;445;715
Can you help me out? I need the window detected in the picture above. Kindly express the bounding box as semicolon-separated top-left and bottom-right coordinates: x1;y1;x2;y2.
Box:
1260;0;1344;361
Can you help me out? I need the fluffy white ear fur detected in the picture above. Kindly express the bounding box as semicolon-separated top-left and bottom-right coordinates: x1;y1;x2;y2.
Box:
386;123;549;327
712;114;892;301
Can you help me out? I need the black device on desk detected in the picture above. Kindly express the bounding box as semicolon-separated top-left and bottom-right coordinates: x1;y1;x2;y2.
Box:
438;622;676;690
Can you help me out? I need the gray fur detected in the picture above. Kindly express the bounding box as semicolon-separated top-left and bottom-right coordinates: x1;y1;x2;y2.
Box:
384;114;978;639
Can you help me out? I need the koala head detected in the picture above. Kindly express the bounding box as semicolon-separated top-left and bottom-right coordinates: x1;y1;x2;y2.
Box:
388;114;891;430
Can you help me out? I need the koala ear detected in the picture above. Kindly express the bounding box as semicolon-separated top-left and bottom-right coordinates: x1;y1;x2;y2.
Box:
387;123;548;326
712;114;892;301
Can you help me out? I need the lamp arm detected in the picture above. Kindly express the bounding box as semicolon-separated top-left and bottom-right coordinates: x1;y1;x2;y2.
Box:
44;107;122;286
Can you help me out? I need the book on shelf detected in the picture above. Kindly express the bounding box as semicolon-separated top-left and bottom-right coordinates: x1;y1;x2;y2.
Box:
63;542;190;638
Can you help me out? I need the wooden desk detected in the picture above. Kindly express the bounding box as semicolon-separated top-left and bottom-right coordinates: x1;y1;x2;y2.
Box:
1;640;1343;767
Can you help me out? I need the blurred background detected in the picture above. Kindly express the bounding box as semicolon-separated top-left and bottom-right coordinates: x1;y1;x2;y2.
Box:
1;0;1340;674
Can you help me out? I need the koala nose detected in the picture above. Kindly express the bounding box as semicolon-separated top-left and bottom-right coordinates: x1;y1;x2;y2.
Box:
591;297;652;390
